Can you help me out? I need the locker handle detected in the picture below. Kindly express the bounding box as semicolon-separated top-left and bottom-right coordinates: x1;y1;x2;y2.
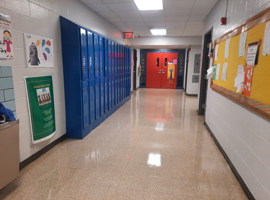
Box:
83;88;86;94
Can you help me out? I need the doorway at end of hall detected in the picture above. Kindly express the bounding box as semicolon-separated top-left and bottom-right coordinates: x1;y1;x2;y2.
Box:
143;50;186;89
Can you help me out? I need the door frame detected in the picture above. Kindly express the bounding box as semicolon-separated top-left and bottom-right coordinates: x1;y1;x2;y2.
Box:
198;28;212;115
133;49;137;91
140;49;186;89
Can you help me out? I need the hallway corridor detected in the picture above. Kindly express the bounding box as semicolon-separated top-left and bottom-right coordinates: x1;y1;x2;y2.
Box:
0;89;247;200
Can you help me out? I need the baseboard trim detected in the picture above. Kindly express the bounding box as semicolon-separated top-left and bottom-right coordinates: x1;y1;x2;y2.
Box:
19;135;66;170
204;122;255;200
186;93;198;97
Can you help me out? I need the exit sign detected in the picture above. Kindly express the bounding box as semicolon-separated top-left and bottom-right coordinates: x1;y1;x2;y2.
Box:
123;32;134;39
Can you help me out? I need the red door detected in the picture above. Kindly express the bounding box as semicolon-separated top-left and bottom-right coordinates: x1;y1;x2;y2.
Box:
161;53;178;89
146;52;178;89
146;53;162;88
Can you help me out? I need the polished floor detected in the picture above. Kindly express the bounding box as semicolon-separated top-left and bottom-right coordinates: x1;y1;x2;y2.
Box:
0;89;247;200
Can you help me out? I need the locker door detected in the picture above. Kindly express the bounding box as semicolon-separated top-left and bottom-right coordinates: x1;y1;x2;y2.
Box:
95;79;101;119
87;31;94;80
108;77;112;110
100;78;104;115
104;39;108;77
112;77;115;107
80;28;88;81
94;33;100;78
82;80;89;129
104;78;108;113
115;44;118;76
111;41;115;77
108;40;111;76
118;75;121;103
99;36;104;77
89;80;95;124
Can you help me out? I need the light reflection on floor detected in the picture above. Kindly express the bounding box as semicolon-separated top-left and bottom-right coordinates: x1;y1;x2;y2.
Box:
0;89;248;200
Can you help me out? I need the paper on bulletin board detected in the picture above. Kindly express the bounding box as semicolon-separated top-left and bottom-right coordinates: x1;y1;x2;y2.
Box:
234;65;245;93
263;21;270;56
246;44;258;66
214;44;219;60
239;32;247;57
243;67;254;97
0;13;13;59
225;39;230;59
222;63;228;81
215;64;221;80
24;33;54;67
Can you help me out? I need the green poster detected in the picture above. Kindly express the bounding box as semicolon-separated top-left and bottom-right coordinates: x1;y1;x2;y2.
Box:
213;64;217;80
25;76;55;143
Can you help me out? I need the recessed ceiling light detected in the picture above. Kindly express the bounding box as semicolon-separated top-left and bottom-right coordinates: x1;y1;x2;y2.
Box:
134;0;163;11
150;29;166;36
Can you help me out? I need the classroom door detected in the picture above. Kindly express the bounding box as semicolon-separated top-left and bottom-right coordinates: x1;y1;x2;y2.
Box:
146;53;162;88
161;53;178;89
146;52;178;89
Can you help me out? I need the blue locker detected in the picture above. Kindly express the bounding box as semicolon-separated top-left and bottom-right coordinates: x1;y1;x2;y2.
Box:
99;36;104;77
82;80;90;129
104;78;108;113
80;28;88;81
111;41;115;77
88;80;95;124
114;76;118;106
112;77;115;107
87;31;95;80
100;78;104;115
94;33;100;78
108;40;111;75
108;77;112;110
104;39;109;77
95;79;101;119
118;75;121;103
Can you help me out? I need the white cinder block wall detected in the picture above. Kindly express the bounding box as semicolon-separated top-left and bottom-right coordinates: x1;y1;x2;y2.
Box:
186;46;201;95
0;0;124;162
204;0;270;199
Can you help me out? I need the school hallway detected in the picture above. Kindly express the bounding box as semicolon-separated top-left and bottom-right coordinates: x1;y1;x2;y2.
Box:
0;89;247;200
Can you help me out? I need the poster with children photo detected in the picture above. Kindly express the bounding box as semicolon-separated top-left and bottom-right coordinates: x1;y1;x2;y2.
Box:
24;33;54;67
0;13;13;59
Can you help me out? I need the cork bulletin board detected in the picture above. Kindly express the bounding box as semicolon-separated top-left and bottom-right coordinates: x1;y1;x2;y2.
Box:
212;8;270;120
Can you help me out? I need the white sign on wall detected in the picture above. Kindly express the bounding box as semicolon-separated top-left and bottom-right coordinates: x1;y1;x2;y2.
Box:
0;13;14;59
24;33;54;67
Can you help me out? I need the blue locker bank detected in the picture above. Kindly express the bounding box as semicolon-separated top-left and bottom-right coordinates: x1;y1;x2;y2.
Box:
60;16;131;139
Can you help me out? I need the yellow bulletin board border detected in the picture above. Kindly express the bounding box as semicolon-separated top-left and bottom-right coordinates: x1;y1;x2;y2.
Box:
211;7;270;121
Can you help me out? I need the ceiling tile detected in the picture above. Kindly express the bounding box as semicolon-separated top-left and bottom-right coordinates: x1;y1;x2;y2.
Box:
80;0;217;37
163;0;194;10
106;2;137;11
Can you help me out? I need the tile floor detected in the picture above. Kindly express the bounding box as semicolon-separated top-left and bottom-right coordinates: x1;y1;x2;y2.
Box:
0;89;247;200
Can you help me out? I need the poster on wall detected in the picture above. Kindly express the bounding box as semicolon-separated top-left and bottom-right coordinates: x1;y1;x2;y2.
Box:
25;76;56;143
24;33;54;67
0;13;14;59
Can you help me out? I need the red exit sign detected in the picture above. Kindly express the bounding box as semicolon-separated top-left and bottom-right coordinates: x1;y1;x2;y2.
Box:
123;32;134;39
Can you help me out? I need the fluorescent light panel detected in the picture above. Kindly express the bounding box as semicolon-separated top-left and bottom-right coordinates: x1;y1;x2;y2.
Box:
134;0;163;10
150;29;166;36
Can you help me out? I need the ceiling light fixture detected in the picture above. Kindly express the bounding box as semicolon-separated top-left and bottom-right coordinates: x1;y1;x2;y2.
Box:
150;29;166;36
134;0;163;11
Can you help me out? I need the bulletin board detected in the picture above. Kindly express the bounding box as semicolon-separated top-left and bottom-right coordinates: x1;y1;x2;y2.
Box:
212;8;270;121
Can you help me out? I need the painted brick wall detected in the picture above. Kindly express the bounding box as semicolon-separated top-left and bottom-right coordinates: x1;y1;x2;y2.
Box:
0;0;123;162
204;0;270;199
0;66;16;117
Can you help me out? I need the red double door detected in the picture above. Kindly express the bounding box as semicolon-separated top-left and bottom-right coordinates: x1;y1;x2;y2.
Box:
146;52;178;89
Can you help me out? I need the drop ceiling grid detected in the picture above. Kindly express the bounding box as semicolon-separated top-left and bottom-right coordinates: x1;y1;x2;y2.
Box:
80;0;217;36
